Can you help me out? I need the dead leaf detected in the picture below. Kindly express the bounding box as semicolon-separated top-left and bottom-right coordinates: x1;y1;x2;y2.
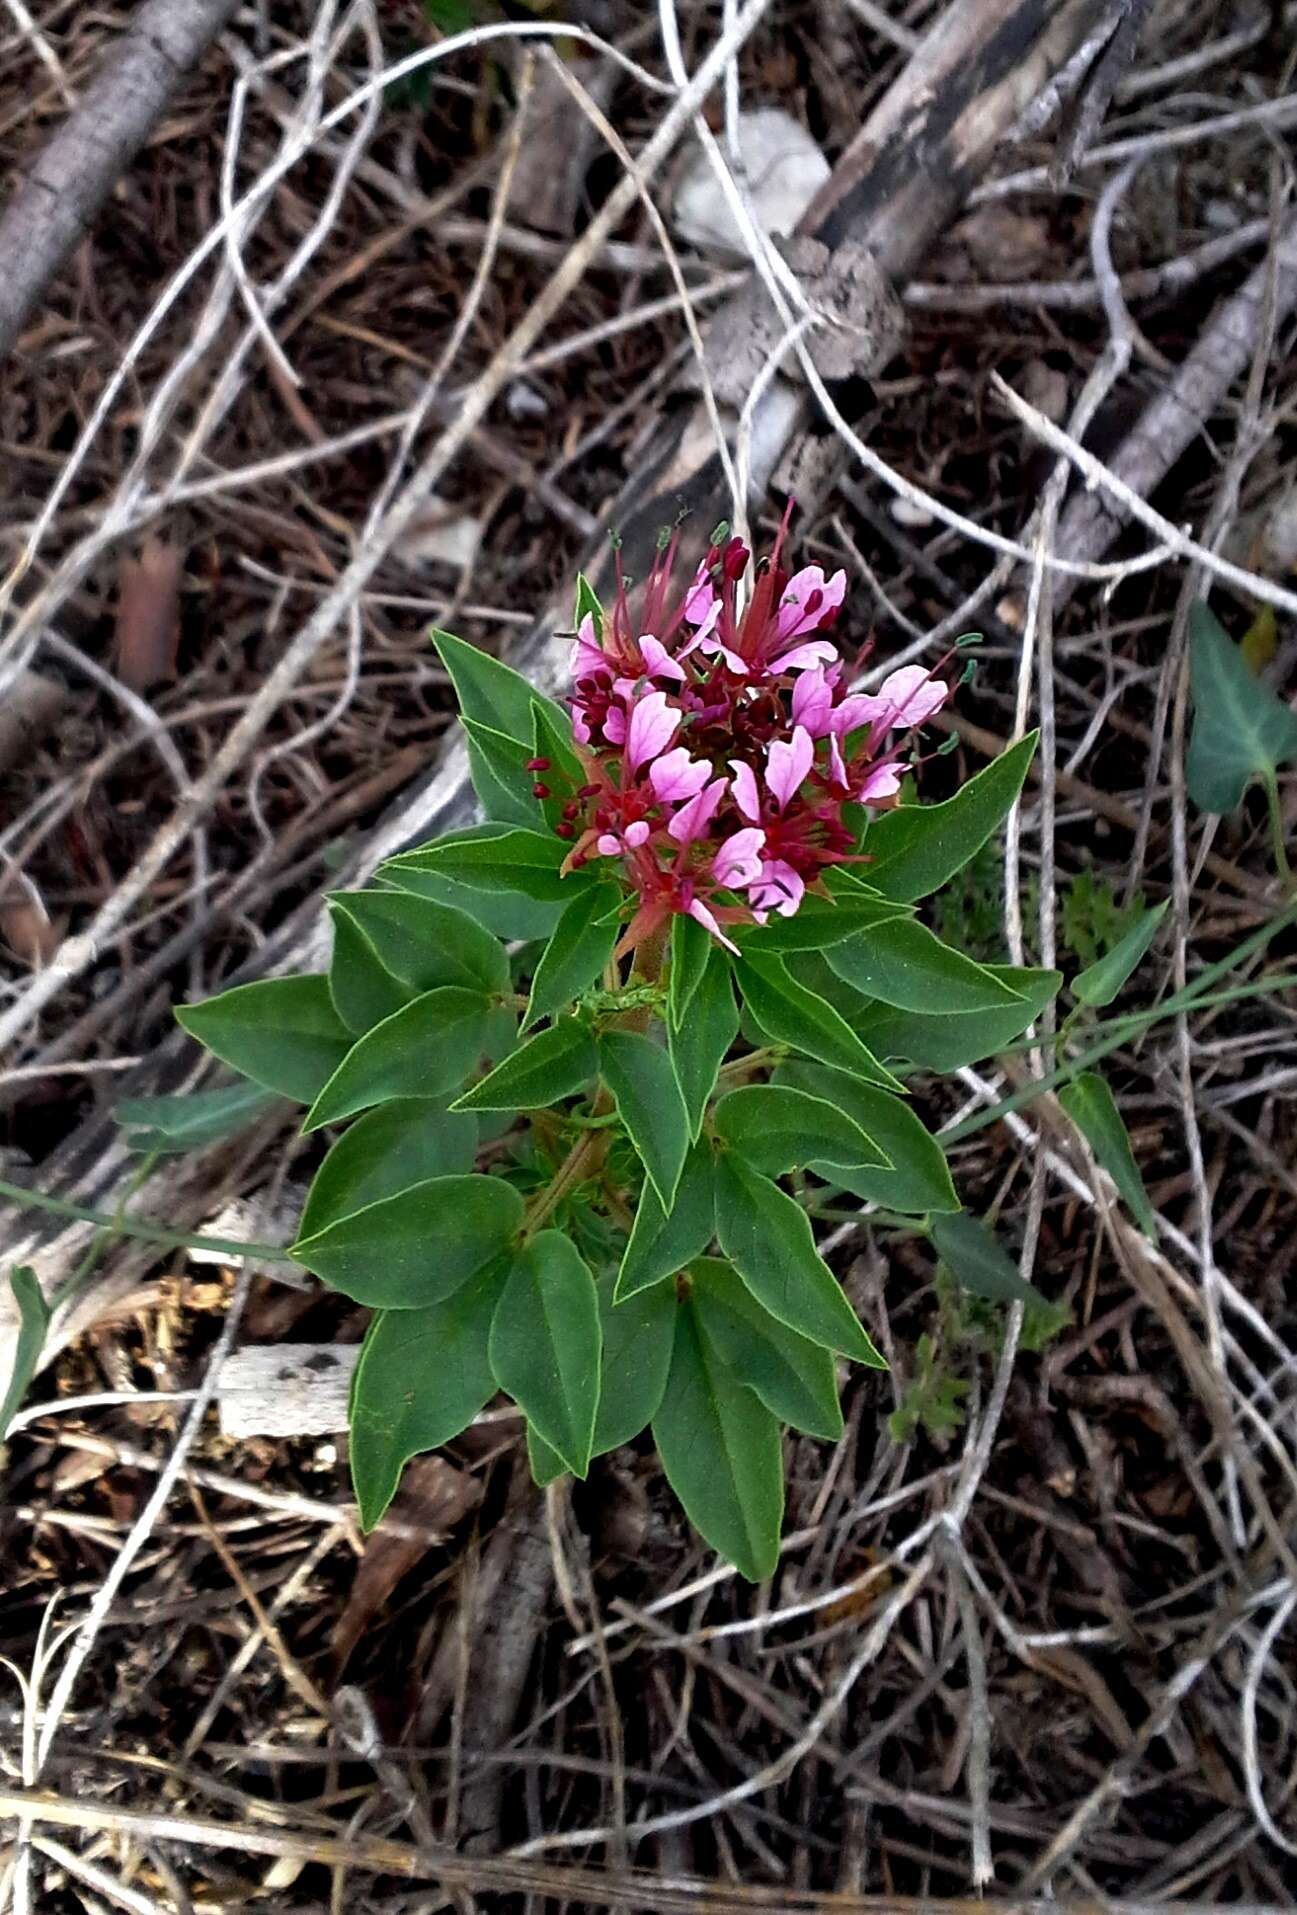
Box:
0;893;63;967
332;1456;482;1674
114;537;182;692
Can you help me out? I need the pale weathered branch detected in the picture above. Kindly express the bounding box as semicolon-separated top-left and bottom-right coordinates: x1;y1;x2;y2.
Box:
0;0;242;363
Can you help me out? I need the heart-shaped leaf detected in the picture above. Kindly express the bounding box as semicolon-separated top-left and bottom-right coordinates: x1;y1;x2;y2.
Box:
1186;600;1297;813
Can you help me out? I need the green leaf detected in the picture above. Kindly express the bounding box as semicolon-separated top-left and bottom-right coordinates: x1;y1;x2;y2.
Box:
735;954;904;1091
668;912;712;1030
776;1062;959;1215
527;1421;568;1486
1058;1071;1156;1237
331;890;509;997
862;733;1038;900
177;976;351;1105
855;967;1061;1071
463;718;542;827
298;1099;478;1239
1186;600;1297;813
733;892;911;953
1072;901;1169;1007
328;907;411;1035
713;1153;883;1364
574;571;604;637
652;1300;783;1581
1;1267;50;1436
303;988;492;1131
293;1174;523;1308
669;946;739;1139
826;917;1024;1015
387;825;585;901
597;1030;690;1210
692;1258;841;1440
489;1231;601;1476
615;1143;716;1300
377;863;562;941
929;1211;1044;1306
349;1256;507;1529
524;886;621;1031
432;627;569;745
593;1271;675;1453
452;1018;595;1112
713;1084;889;1176
116;1081;281;1154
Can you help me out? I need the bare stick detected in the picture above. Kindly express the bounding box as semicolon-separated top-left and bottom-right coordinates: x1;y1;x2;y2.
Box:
0;0;242;363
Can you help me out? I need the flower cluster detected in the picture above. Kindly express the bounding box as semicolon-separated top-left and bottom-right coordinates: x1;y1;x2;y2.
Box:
544;521;949;953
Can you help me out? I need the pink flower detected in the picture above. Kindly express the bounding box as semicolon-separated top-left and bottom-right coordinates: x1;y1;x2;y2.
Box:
683;568;719;626
686;894;739;956
668;774;728;844
649;746;711;806
856;760;903;803
772;564;846;644
765;726;815;811
791;666;835;737
750;858;805;922
570;612;609;684
639;635;686;683
729;759;760;823
596;820;651;857
712;827;766;891
625;689;680;773
852;665;947;734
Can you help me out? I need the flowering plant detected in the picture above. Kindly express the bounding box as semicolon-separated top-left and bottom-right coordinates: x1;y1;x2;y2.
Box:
178;524;1057;1578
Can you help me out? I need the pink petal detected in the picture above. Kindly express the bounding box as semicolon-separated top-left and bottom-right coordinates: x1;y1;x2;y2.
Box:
667;774;728;844
602;706;627;746
831;693;872;735
639;635;686;683
596;833;622;857
772;565;846;642
791;666;834;737
712;826;766;889
677;597;721;659
768;639;841;675
853;666;947;734
828;733;847;788
764;726;814;811
728;759;761;822
649;746;711;806
570;614;610;684
625;689;680;773
572;708;591;744
856;760;903;803
750;859;805;919
683;567;718;626
624;820;651;848
686;896;740;956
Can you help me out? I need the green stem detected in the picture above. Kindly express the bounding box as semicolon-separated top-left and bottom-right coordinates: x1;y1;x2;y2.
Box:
0;1176;296;1265
944;901;1297;1144
1264;773;1293;889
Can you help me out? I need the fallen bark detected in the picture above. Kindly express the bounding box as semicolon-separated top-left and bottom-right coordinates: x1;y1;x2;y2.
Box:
0;0;241;364
0;0;1113;1387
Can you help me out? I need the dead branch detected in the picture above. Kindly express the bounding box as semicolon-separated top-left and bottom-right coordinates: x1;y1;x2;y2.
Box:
0;0;242;363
